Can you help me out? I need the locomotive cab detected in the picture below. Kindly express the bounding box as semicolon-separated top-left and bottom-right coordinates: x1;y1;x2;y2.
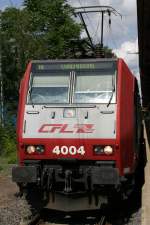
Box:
12;58;145;212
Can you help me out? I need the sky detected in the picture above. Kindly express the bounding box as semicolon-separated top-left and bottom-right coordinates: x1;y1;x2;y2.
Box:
0;0;21;9
68;0;139;77
0;0;139;78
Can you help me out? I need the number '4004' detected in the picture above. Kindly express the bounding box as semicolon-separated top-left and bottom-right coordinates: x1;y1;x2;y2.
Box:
52;146;85;155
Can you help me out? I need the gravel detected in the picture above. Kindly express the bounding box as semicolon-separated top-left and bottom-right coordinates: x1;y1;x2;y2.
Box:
0;173;32;225
0;196;32;225
124;208;142;225
0;173;142;225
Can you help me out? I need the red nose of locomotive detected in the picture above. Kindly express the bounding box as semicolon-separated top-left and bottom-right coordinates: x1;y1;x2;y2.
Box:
12;59;142;212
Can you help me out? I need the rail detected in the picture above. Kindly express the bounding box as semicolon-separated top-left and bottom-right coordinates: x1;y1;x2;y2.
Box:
22;212;110;225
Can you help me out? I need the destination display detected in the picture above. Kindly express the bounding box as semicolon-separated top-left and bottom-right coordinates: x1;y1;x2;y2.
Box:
32;61;116;72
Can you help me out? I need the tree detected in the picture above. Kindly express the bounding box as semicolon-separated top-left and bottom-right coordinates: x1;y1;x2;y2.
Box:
1;0;115;124
1;1;81;122
23;0;81;59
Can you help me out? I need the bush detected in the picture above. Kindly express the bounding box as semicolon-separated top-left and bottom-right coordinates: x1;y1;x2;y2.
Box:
0;124;17;164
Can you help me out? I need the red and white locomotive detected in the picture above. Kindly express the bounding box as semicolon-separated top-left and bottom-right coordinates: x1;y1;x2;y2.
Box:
12;58;145;211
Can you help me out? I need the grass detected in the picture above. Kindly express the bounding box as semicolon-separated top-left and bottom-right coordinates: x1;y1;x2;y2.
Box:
0;157;17;175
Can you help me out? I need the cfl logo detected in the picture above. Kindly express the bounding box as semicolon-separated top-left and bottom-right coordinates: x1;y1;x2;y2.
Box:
38;124;95;133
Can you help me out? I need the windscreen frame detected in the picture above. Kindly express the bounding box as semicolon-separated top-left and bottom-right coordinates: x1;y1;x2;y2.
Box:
26;60;117;105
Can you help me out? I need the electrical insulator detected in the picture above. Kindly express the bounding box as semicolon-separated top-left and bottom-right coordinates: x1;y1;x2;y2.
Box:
108;11;111;27
109;18;111;26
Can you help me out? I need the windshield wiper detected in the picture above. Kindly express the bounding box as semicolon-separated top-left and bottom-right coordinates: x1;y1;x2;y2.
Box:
107;75;115;107
28;73;34;107
29;89;34;107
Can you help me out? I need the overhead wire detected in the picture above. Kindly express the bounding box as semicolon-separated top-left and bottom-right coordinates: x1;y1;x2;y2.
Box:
78;0;95;32
93;12;101;43
77;0;99;43
76;0;124;50
106;23;118;50
96;0;109;45
105;11;122;50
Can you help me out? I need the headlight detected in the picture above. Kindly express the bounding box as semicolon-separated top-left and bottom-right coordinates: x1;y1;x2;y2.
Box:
35;145;45;153
26;145;36;154
93;145;114;155
93;145;104;155
104;146;113;155
26;145;45;154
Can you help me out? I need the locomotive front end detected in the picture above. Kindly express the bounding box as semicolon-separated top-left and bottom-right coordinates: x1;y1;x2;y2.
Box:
12;59;140;211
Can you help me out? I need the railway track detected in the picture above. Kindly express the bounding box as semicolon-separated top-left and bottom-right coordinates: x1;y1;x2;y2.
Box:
19;189;142;225
24;211;110;225
21;189;142;225
20;208;142;225
96;216;109;225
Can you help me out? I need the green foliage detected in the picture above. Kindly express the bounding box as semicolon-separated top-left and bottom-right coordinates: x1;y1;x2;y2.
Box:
0;125;17;164
103;46;116;58
23;0;81;59
1;0;81;121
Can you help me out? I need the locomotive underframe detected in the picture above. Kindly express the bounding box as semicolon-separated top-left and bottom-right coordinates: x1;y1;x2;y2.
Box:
12;159;136;211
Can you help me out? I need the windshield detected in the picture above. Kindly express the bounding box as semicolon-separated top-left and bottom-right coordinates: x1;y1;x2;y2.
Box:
27;61;116;105
74;70;116;104
27;72;70;104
